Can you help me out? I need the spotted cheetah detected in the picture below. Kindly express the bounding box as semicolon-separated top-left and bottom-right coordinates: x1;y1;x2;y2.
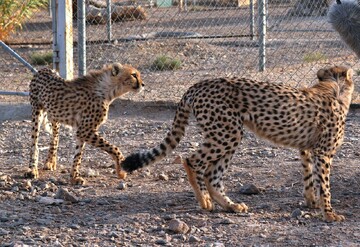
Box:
122;66;354;222
26;63;144;185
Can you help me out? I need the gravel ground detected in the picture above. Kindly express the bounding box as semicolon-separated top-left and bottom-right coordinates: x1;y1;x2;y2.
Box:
0;100;359;246
1;5;360;246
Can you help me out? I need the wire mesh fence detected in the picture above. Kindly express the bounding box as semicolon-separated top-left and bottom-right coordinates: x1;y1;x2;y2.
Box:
0;0;359;103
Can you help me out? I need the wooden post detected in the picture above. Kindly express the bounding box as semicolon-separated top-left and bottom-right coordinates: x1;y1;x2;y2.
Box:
52;0;74;79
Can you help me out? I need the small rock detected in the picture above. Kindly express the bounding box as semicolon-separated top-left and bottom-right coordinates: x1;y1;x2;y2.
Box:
219;218;235;224
163;214;176;220
36;218;52;225
0;217;9;222
0;228;10;236
97;198;110;205
70;224;81;229
11;186;19;192
52;239;64;247
172;234;186;241
86;168;99;177
30;188;37;197
0;174;10;182
291;208;303;218
321;225;330;231
168;219;189;234
259;233;267;238
117;182;127;190
141;168;151;177
40;182;51;190
55;187;79;203
38;196;64;205
23;180;32;190
159;173;169;181
239;184;261;195
188;235;201;243
173;155;183;164
108;231;119;238
211;242;225;247
53;206;62;214
155;239;168;245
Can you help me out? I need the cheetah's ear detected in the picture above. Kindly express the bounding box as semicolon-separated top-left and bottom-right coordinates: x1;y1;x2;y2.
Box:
346;68;353;81
111;63;123;76
317;69;327;81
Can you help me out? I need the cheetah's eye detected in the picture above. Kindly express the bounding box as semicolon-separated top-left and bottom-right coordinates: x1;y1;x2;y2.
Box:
131;73;138;79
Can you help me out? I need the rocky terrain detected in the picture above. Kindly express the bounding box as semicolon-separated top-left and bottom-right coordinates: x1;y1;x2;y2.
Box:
0;100;359;246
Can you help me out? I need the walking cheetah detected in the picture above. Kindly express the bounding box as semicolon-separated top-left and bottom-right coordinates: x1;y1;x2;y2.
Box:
122;66;354;222
26;63;144;185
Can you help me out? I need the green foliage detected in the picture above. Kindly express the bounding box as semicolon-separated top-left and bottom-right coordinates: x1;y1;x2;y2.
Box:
303;52;327;63
0;0;48;40
152;55;181;71
30;51;53;65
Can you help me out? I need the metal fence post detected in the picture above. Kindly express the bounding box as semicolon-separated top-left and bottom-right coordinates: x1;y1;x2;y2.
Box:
51;0;58;72
53;0;74;79
258;0;266;72
77;0;86;76
250;0;254;41
107;0;112;42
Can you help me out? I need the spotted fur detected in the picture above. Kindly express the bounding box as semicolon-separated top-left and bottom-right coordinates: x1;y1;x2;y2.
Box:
26;63;144;185
122;66;354;222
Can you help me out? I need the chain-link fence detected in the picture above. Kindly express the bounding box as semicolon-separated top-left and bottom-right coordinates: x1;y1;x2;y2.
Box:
0;0;359;103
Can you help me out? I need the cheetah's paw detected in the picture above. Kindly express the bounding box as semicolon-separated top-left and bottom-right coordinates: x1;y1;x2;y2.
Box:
324;212;345;222
305;199;320;209
24;168;39;179
199;194;214;211
117;170;127;180
44;161;57;171
229;202;248;213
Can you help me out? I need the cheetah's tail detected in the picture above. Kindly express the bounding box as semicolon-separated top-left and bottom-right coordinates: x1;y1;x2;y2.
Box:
121;97;191;172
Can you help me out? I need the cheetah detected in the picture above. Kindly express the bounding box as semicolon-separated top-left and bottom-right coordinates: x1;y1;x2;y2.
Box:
26;63;144;185
122;66;354;222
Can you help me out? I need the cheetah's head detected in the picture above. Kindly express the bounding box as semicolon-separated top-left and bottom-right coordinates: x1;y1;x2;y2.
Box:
105;63;144;94
317;65;353;84
316;65;354;99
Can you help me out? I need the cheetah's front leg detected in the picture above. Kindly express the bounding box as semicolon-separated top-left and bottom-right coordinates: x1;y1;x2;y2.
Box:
313;154;345;222
77;130;126;181
70;139;86;185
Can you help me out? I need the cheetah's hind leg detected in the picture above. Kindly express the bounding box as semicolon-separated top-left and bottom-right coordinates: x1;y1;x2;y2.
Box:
70;139;87;185
44;121;60;171
204;151;248;213
300;150;319;209
183;159;214;211
25;104;44;179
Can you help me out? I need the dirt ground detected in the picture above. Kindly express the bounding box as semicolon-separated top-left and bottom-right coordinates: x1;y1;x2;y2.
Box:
0;97;359;246
1;4;360;247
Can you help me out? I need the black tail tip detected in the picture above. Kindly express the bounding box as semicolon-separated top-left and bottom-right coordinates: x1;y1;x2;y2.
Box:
121;153;144;172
